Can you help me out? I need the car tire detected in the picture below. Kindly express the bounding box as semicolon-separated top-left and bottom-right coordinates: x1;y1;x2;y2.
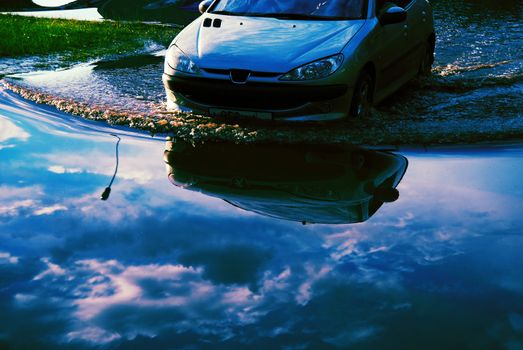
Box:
349;70;373;118
418;40;434;77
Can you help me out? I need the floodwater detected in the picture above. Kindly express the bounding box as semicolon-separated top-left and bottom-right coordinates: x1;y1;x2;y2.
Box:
2;85;523;350
2;0;522;144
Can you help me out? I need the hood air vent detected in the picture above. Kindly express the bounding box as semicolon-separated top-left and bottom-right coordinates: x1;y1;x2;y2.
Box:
203;18;212;27
203;18;222;28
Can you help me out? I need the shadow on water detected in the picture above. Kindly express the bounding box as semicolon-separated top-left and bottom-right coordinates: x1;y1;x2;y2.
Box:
164;141;407;224
0;0;42;10
0;0;201;24
95;0;200;24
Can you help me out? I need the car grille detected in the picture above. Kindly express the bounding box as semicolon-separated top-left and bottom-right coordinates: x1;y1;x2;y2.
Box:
201;68;281;78
166;77;348;111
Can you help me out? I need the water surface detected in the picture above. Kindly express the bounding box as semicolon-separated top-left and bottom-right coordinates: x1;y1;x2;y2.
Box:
1;88;523;349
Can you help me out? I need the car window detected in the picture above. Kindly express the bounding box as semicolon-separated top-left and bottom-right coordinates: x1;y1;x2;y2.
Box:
210;0;367;20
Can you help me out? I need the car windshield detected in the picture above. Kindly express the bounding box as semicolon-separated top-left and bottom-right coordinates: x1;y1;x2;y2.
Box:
210;0;367;20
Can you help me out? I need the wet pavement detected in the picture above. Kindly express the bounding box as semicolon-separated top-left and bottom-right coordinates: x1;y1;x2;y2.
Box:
2;82;523;349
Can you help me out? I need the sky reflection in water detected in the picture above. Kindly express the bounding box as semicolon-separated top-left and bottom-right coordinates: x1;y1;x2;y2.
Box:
1;90;523;350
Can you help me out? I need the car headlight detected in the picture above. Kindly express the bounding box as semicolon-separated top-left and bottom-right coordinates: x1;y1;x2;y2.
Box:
165;45;201;74
280;54;344;81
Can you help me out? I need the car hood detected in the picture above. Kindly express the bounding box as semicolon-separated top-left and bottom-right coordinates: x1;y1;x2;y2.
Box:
174;15;364;72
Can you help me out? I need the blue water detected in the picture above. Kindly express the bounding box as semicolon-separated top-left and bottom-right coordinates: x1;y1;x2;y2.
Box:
1;88;523;349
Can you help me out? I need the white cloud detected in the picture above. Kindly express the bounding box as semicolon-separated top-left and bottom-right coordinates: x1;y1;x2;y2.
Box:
72;260;204;320
262;267;292;292
29;257;276;342
0;252;19;264
42;148;160;185
66;327;121;344
33;204;68;216
0;186;70;217
0;185;43;200
48;166;82;174
33;257;67;281
15;293;38;305
296;264;332;306
0;199;37;216
0;118;30;144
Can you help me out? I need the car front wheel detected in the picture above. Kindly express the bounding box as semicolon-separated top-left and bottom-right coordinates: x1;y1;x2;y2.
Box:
349;70;373;118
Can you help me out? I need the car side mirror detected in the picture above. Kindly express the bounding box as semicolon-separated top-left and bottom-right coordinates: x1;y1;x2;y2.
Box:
199;0;213;14
374;187;400;203
379;6;407;26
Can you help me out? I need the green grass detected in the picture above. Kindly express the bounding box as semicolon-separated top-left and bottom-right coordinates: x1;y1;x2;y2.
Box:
0;14;178;60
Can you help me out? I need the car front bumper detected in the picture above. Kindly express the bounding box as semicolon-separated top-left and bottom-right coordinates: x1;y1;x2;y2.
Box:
163;74;353;122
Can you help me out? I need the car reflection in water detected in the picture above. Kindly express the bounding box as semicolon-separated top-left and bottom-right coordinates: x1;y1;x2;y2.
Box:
164;141;408;224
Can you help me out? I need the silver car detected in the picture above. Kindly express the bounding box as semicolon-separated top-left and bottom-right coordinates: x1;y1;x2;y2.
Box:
163;0;435;121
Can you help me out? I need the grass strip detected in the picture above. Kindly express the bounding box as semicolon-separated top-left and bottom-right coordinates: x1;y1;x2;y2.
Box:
0;14;178;60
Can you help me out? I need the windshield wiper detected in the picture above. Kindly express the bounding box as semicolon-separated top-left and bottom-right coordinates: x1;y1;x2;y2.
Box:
209;11;358;20
210;10;248;16
250;13;356;20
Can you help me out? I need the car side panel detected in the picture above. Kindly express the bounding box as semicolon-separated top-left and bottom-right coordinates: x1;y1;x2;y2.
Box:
375;20;411;91
355;17;410;103
403;0;430;74
363;0;434;103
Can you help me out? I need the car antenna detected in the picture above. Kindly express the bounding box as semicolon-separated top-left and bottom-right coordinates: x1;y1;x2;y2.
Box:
101;134;121;201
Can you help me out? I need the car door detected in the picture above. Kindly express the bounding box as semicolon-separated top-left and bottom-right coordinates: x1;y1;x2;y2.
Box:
399;0;426;76
371;1;411;97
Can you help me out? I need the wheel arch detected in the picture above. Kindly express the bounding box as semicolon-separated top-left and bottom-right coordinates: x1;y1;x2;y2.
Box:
361;62;377;102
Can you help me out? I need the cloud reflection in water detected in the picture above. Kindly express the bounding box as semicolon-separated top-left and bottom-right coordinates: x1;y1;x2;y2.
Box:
1;91;523;349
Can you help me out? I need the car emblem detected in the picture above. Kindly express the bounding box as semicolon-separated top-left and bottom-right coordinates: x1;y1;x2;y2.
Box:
230;69;251;84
